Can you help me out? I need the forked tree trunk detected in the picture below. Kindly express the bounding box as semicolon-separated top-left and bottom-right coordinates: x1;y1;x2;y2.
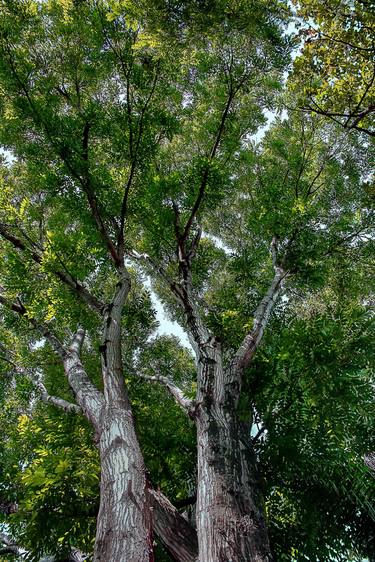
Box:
195;343;272;562
94;406;153;562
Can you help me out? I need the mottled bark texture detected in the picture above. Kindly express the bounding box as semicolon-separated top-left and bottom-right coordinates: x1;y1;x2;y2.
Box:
195;342;273;562
94;407;153;562
93;270;154;561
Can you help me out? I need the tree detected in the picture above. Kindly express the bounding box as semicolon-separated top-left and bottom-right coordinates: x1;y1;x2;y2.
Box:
0;0;373;561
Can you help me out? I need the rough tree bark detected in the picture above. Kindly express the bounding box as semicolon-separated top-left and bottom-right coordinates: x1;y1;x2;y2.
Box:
149;489;199;562
194;342;273;562
0;225;201;562
95;407;153;562
91;269;154;561
137;239;287;562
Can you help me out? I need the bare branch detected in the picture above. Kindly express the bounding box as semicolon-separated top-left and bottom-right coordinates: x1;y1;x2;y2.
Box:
63;332;104;427
0;532;23;557
129;250;210;352
271;236;278;269
364;453;375;475
138;372;193;415
231;239;288;373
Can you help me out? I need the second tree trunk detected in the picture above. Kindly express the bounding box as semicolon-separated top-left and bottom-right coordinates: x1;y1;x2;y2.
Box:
195;351;273;562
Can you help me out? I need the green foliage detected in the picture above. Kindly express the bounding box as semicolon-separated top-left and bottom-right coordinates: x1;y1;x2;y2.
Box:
0;0;373;560
0;405;98;560
248;288;375;561
289;0;375;135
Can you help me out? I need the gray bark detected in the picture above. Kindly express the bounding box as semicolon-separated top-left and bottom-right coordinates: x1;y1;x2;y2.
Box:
93;269;154;561
94;407;153;562
194;342;273;562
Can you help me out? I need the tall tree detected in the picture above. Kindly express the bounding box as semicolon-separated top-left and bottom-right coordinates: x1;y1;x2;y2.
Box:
0;1;373;561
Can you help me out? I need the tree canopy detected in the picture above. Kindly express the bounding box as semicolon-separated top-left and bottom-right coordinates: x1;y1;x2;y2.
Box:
0;1;373;561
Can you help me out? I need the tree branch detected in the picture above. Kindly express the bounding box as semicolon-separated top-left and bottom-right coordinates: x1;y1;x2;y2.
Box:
118;67;159;256
180;90;234;247
129;250;210;353
0;294;104;426
303;99;375;137
0;533;23;557
149;488;198;562
0;224;105;314
231;238;288;373
69;327;86;355
5;47;121;267
99;268;132;407
251;425;267;445
0;347;81;414
64;329;104;427
138;372;193;415
33;379;82;414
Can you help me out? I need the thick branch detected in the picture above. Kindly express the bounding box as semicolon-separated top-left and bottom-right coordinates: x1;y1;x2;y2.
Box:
231;239;288;374
100;268;131;407
364;453;375;474
129;251;210;352
251;425;267;445
64;329;104;427
138;372;193;415
69;327;86;354
149;489;198;562
231;268;286;372
1;491;197;562
35;325;103;425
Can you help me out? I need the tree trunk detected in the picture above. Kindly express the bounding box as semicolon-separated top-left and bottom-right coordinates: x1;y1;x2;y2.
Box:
94;406;153;562
195;343;272;562
93;270;154;561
